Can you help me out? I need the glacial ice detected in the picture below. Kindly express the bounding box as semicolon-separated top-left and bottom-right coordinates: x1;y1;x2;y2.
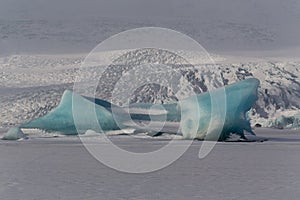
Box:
266;113;300;129
180;78;259;140
125;78;259;140
2;127;26;140
20;91;119;134
10;78;259;141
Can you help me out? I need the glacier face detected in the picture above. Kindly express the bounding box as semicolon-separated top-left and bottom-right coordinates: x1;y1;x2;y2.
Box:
16;78;260;141
220;62;300;128
113;61;299;129
266;112;300;129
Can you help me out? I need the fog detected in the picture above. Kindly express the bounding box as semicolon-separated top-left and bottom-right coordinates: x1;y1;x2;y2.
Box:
0;0;299;54
0;0;299;24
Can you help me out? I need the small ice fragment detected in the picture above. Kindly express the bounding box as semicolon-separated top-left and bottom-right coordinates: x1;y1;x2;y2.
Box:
2;127;26;140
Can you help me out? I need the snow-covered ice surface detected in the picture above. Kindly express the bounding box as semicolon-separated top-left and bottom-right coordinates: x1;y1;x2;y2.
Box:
0;128;300;200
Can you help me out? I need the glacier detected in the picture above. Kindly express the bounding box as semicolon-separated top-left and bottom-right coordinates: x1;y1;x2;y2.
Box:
266;112;300;129
5;78;260;140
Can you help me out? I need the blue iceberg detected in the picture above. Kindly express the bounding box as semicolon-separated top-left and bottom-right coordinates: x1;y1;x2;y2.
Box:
12;78;259;141
20;91;119;134
125;78;259;140
3;127;27;140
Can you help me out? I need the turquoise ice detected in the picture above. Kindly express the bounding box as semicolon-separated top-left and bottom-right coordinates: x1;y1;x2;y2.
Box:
7;78;260;141
20;91;119;134
2;127;26;140
129;78;259;140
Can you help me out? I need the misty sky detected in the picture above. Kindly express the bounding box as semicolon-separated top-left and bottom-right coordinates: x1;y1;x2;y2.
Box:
0;0;299;24
0;0;299;54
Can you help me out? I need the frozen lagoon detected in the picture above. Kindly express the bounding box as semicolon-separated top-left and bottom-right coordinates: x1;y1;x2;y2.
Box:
0;128;300;200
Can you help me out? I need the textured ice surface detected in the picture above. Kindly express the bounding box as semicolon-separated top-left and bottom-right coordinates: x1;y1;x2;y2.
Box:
266;112;300;129
17;78;259;140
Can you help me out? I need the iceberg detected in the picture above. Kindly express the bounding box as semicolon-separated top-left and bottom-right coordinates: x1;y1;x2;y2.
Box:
3;127;26;140
8;78;259;141
20;91;119;134
126;78;259;140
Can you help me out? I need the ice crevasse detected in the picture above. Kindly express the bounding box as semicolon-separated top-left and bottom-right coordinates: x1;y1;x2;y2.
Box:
4;78;260;140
